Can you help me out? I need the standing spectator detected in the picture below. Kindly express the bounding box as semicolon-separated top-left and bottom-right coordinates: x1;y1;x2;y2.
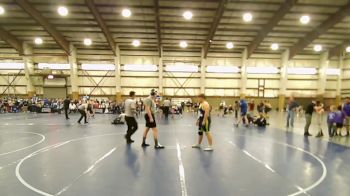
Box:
304;100;316;136
286;96;299;128
101;101;106;114
335;105;346;136
249;100;255;115
239;99;248;127
234;101;239;119
163;98;171;119
257;101;265;113
342;97;350;136
315;101;325;137
327;105;336;137
64;97;71;120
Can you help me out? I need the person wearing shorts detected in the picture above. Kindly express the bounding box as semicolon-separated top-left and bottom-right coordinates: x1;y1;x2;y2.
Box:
238;99;248;126
335;105;346;136
192;94;213;151
141;90;164;149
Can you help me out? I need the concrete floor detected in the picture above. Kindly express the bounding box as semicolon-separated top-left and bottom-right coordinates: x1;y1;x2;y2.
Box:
0;111;349;196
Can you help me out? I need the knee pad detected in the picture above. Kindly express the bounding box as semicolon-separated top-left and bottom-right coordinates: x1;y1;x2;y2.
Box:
198;131;203;136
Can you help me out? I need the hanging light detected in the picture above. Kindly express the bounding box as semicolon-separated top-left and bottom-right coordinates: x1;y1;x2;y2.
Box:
243;12;253;22
121;8;132;18
300;15;310;24
34;37;43;45
57;6;68;16
271;43;279;51
226;42;234;49
179;41;188;48
132;40;141;47
84;38;92;46
313;44;322;52
0;6;5;15
346;46;350;53
183;11;193;20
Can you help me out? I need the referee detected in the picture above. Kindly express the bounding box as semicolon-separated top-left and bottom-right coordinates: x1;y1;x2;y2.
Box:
124;91;138;144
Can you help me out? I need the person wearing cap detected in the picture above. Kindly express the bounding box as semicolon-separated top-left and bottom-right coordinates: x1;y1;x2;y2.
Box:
141;90;164;149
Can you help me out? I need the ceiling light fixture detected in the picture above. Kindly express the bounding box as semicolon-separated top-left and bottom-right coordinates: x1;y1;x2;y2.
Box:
346;46;350;53
34;37;43;45
122;8;132;18
57;6;68;16
0;6;5;15
183;11;193;20
243;12;253;22
300;15;310;24
179;41;188;48
84;38;92;46
313;44;322;52
271;43;279;50
226;42;234;49
132;40;140;47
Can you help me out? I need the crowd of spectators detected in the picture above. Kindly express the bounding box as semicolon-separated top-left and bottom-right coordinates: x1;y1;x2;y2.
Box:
0;96;122;114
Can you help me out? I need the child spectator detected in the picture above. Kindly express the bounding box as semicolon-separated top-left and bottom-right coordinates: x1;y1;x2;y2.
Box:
327;105;336;137
335;106;346;136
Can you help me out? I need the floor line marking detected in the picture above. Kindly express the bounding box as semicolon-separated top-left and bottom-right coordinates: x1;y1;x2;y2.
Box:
228;140;310;196
15;132;124;196
228;135;325;196
229;141;276;174
0;132;45;156
176;140;188;196
0;136;36;146
55;147;117;196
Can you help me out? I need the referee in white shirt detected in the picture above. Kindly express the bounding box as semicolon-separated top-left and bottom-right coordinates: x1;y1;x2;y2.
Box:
124;91;138;144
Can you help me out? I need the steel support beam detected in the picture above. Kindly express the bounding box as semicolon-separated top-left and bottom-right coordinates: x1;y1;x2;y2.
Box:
0;27;23;54
15;0;70;55
289;3;350;59
86;0;116;54
247;0;296;58
203;0;227;58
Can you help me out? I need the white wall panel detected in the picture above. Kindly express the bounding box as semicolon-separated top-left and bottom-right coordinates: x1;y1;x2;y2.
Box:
205;89;239;96
163;78;200;88
164;88;200;96
206;58;241;66
205;79;240;88
121;56;158;65
325;80;337;90
121;78;158;87
121;71;158;77
247;59;281;67
287;80;318;89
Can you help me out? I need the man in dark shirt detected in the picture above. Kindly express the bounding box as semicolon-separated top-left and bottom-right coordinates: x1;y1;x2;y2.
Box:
304;100;316;136
63;97;71;120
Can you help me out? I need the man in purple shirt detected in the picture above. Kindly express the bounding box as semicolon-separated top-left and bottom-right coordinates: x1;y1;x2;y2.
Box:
342;97;350;136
